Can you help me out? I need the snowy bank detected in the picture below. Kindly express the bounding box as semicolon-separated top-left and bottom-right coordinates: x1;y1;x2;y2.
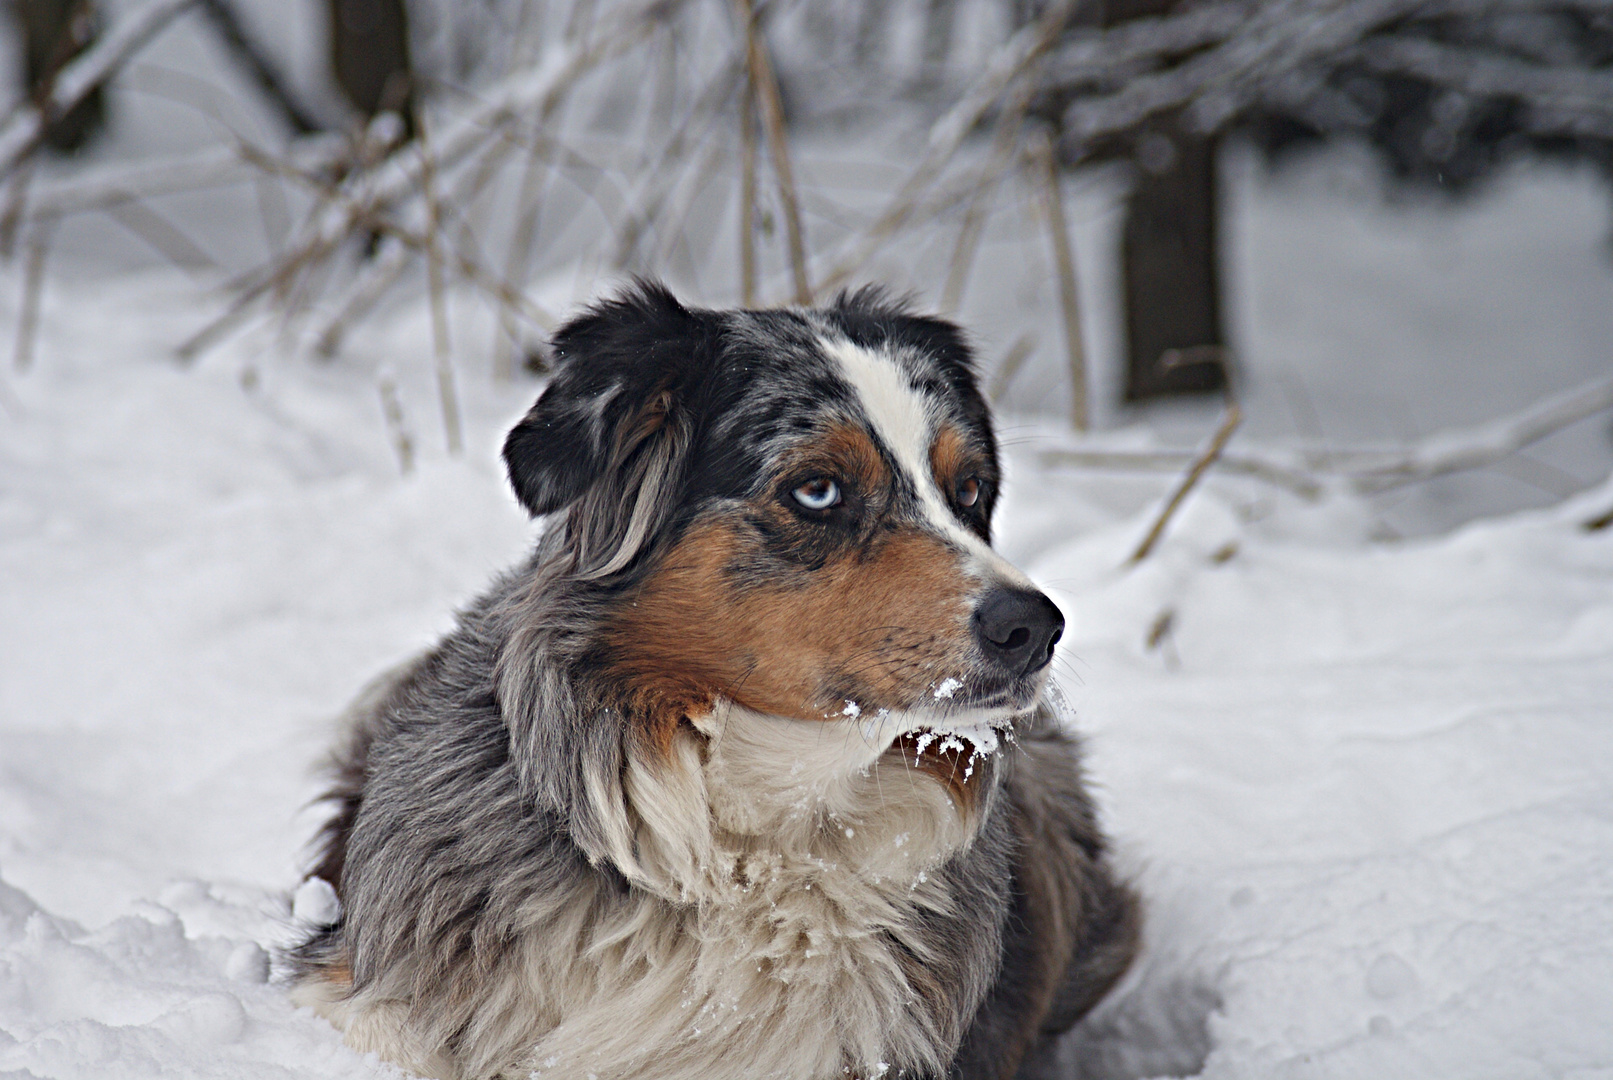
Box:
2;265;1611;1079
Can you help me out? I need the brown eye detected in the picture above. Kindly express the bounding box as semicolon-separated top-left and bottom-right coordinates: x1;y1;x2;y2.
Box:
792;477;841;511
956;477;981;508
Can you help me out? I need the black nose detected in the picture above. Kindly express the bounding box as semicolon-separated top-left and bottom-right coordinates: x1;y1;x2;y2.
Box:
973;587;1064;678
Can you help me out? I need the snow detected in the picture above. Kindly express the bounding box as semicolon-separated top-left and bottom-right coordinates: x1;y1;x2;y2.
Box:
1031;472;1613;1079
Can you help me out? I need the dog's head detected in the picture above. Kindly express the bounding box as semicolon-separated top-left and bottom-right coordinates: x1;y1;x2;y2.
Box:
501;283;1061;847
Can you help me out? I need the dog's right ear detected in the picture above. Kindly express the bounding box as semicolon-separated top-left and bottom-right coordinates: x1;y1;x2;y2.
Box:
502;282;704;518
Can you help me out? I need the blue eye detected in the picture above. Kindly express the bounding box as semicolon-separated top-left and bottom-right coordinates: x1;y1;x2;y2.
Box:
792;478;841;511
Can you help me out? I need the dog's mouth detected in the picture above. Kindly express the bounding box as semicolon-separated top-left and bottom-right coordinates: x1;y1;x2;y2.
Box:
896;718;1003;766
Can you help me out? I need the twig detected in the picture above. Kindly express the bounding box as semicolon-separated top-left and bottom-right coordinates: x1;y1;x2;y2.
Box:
21;137;345;220
417;130;464;457
175;278;270;362
105;200;217;273
735;0;810;303
0;160;36;259
194;0;325;134
1129;403;1243;564
495;121;566;378
377;369;415;476
987;332;1038;402
738;71;759;306
0;0;198;177
314;238;412;358
1349;35;1613;140
609;55;746;274
207;136;553;363
939;88;1032;314
217;0;677;342
12;215;57;373
1031;129;1087;432
1040;445;1322;497
650;134;734;289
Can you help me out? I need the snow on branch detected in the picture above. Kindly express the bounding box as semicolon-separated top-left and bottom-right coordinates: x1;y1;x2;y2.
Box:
1044;0;1613;154
0;0;198;177
1042;374;1613;497
1350;36;1613;139
1330;374;1613;490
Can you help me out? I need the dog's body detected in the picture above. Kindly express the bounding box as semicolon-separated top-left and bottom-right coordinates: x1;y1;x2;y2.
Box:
291;285;1137;1080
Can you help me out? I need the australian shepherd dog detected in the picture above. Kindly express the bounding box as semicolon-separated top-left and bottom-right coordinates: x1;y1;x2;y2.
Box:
290;282;1138;1080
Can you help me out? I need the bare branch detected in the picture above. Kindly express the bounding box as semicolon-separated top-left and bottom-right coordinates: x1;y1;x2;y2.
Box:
1337;374;1613;490
241;0;679;329
1050;0;1613;153
105;201;217;274
1129;404;1243;564
417;128;463;456
736;0;810;303
1044;374;1613;504
12;216;57;373
1041;446;1323;497
377;369;415;475
739;74;759;307
1351;35;1613;139
315;240;412;359
194;0;326;134
22;138;345;221
1031;129;1088;432
987;333;1038;402
940;88;1033;314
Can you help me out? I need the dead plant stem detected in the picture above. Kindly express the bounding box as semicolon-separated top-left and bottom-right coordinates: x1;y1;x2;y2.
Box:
418;130;464;457
735;0;810;303
13;215;57;373
1129;403;1242;564
1032;129;1087;432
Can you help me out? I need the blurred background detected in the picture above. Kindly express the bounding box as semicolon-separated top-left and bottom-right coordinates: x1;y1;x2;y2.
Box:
4;0;1612;536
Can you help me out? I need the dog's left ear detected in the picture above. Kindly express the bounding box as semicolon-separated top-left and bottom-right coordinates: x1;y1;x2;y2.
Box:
503;282;707;574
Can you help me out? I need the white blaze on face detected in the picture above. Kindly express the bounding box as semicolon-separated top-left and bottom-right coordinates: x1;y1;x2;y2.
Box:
820;336;1035;593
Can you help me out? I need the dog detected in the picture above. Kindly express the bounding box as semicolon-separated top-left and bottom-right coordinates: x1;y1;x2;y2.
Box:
289;282;1138;1080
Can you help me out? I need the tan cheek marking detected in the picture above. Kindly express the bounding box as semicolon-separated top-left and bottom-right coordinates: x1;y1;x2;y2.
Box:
602;516;975;727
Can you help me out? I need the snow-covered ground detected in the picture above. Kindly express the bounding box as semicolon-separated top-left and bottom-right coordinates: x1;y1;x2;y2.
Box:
2;251;1611;1078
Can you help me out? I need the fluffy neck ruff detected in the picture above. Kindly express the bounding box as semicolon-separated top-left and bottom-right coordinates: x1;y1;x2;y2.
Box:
626;699;1000;903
